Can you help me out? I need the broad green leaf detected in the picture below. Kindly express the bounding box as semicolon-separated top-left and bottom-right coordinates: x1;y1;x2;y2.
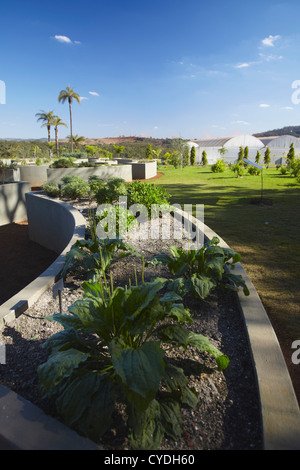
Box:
111;340;165;401
156;324;191;347
187;332;229;371
166;303;192;323
181;386;198;408
56;371;114;441
128;398;164;450
159;399;183;440
162;362;188;392
191;274;216;299
42;328;81;353
38;348;89;392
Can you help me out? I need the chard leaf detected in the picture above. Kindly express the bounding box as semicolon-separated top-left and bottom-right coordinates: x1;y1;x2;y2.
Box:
159;399;183;440
186;332;229;371
38;348;89;392
156;324;191;347
191;274;216;299
181;386;198;408
162;362;188;392
56;371;114;441
128;398;164;450
111;340;165;401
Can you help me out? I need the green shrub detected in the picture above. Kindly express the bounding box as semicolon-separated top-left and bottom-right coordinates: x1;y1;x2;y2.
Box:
279;165;288;175
61;178;90;200
62;152;87;159
50;157;77;168
211;159;226;173
149;237;249;300
38;277;229;449
231;163;246;177
94;178;128;205
41;182;60;198
247;166;261;176
126;180;171;218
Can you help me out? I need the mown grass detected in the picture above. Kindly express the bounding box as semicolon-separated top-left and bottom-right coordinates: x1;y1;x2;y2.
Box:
151;164;300;399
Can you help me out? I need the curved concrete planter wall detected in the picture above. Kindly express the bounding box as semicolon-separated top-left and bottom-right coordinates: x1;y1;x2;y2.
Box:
0;192;86;326
173;207;300;450
0;181;30;226
0;201;299;449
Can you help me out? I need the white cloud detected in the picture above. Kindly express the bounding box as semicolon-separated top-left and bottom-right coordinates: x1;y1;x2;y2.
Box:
235;63;251;69
89;91;99;96
231;120;249;125
53;35;81;45
80;96;88;100
259;104;270;108
54;35;72;43
261;35;280;47
283;106;293;110
259;53;283;62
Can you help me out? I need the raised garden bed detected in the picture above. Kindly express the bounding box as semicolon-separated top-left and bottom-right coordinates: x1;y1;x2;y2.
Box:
0;199;263;450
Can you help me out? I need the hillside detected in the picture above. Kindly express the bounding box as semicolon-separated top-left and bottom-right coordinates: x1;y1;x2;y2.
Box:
254;125;300;138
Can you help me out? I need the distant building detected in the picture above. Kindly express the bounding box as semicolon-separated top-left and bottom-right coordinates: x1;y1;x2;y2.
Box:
187;134;300;165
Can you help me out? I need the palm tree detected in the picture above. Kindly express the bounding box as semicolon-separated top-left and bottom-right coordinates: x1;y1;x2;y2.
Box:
52;115;68;157
35;110;55;143
67;134;85;150
58;86;81;152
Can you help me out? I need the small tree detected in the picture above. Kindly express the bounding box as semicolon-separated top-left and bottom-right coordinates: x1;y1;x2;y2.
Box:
182;147;189;166
287;143;295;164
218;146;228;157
244;146;249;160
145;144;153;160
237;146;244;163
190;146;196;166
201;150;208;166
113;145;125;158
255;151;261;164
264;147;271;167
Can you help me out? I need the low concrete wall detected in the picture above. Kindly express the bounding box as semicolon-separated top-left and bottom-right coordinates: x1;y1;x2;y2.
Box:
131;161;157;179
174;207;300;450
47;165;133;184
0;182;30;226
0;168;20;183
0;192;86;326
20;165;49;187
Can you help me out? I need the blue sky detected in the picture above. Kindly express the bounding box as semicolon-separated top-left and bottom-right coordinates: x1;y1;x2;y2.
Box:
1;0;300;140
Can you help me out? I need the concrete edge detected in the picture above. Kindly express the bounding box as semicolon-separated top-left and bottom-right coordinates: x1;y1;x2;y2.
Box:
174;208;300;450
0;193;86;327
0;385;101;450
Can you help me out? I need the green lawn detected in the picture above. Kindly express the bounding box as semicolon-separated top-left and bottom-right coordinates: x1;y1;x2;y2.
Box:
150;165;300;395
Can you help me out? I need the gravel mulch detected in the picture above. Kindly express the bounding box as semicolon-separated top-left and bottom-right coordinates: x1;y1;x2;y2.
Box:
0;198;263;450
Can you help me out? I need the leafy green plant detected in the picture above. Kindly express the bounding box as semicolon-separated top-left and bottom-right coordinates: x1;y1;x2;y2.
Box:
148;237;249;299
231;163;246;177
211;159;226;173
247;166;261;176
61;177;90;200
126;180;171;218
38;277;229;449
94;177;128;205
96;205;138;238
61;237;140;283
50;157;77;168
41;182;60;198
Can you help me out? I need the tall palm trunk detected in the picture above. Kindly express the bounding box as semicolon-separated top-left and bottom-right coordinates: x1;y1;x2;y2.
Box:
55;126;59;157
47;125;51;142
69;98;73;152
